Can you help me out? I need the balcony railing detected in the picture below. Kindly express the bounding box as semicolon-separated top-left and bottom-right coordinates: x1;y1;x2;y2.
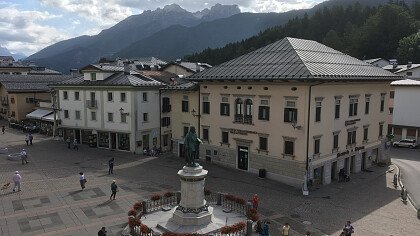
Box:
234;114;243;123
244;115;253;124
86;100;98;109
234;114;253;124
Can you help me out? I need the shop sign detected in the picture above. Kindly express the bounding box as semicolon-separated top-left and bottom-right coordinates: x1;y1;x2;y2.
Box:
337;145;365;157
229;129;258;135
345;118;361;126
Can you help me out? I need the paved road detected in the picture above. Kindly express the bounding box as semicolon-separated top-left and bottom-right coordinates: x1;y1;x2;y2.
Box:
391;147;420;211
1;122;419;235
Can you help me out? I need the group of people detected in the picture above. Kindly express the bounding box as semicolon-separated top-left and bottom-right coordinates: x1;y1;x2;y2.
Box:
66;137;79;150
24;133;34;145
142;146;161;156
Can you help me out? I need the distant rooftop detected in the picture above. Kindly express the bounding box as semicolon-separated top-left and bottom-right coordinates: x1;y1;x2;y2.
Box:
0;74;72;91
383;64;420;73
189;37;400;81
391;79;420;86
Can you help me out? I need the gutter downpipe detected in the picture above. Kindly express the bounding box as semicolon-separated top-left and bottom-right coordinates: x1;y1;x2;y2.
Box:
304;81;325;195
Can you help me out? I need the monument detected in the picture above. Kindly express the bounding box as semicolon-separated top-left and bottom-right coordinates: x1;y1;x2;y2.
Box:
172;126;213;225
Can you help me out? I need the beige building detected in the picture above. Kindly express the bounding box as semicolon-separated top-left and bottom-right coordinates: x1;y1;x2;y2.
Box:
185;37;401;188
0;74;71;122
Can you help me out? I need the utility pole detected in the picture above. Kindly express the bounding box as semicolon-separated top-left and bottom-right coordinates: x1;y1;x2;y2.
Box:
50;89;58;137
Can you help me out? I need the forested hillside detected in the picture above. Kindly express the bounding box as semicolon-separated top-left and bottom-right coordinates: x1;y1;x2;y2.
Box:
185;1;420;65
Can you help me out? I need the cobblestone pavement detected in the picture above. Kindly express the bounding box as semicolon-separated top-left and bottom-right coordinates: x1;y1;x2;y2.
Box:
0;124;419;235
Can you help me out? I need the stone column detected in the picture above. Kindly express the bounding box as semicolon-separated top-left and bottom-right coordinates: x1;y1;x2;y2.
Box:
172;165;213;226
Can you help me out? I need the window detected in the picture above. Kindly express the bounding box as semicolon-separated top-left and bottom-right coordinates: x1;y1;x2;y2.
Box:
222;131;229;144
349;97;358;116
244;99;253;124
91;111;96;121
379;123;384;137
284;100;297;123
107;92;113;102
347;130;356;145
390;91;395;99
363;127;368;141
259;137;268;151
120;92;126;102
335;99;340;119
11;111;15;117
143;113;148;122
389;107;394;114
26;97;34;103
202;96;210;114
184;127;189;137
314;139;320;155
10;97;15;104
161;117;171;127
63;91;68;100
182;100;189;112
258;100;270;121
365;96;370;114
162;97;171;113
333;133;339;149
407;71;412;76
108;112;113;122
234;98;243;122
315;101;322;122
64;110;69;118
75;110;81;120
163;134;169;146
90;92;96;101
121;113;127;123
284;140;294;155
142;92;148;102
220;103;230;116
202;128;209;141
74;91;80;100
380;94;385;112
91;73;96;81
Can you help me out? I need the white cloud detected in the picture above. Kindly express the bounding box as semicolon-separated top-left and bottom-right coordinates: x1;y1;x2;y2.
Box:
0;6;68;55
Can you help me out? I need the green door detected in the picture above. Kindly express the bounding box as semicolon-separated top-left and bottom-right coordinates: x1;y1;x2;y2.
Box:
237;146;249;170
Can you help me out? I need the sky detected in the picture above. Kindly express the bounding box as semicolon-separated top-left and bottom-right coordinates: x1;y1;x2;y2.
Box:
0;0;325;56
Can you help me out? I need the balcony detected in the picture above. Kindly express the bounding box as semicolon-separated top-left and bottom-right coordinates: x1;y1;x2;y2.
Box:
234;114;253;125
234;114;243;123
244;115;253;124
1;101;8;107
86;100;98;109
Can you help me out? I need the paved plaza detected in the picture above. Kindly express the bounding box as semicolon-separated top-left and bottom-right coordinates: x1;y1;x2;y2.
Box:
0;124;419;235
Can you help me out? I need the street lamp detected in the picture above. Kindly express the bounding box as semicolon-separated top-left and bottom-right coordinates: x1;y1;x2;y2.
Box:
191;109;200;117
291;120;302;130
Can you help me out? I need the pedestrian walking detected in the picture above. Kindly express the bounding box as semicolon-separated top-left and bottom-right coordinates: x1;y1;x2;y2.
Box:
79;172;86;190
262;221;270;236
66;138;71;149
29;133;33;145
98;226;107;236
252;194;260;210
25;134;29;146
110;180;118;200
73;139;78;150
20;149;28;165
2;125;5;134
108;157;114;175
282;223;290;236
343;221;354;236
12;171;21;192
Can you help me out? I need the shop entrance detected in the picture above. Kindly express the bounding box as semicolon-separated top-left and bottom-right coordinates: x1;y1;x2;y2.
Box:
179;143;185;158
331;161;338;181
314;166;324;186
110;133;117;149
344;157;350;174
361;152;366;170
74;129;81;143
237;146;249;171
350;155;356;173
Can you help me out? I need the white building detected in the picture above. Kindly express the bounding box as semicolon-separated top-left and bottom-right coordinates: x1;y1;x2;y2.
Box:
51;64;163;153
390;79;420;143
383;62;420;79
364;58;389;68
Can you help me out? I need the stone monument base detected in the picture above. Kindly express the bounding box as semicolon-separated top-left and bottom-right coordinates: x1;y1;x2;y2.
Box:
172;206;213;226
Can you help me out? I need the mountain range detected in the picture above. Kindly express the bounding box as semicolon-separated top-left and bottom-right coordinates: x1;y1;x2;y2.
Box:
26;0;413;73
0;46;26;60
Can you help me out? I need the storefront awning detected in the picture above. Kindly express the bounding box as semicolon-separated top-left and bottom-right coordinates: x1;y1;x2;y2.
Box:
41;112;56;122
26;109;53;120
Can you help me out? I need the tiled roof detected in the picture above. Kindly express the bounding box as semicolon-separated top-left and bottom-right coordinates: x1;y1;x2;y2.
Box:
161;81;198;90
80;64;125;72
363;58;386;64
0;74;72;91
391;79;420;86
138;70;178;84
28;68;62;75
189;37;401;81
130;57;167;66
53;72;163;87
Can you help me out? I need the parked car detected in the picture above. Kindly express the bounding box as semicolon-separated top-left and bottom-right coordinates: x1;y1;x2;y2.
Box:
393;139;417;148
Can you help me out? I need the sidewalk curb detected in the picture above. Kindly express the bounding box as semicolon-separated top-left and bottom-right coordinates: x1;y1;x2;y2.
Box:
393;163;420;218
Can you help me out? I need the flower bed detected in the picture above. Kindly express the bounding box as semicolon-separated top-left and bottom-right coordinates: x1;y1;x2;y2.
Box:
220;222;246;234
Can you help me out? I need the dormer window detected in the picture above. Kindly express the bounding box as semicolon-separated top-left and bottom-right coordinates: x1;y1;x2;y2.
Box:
91;73;96;81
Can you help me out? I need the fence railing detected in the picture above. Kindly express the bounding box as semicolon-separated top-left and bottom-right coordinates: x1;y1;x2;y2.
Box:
143;195;178;214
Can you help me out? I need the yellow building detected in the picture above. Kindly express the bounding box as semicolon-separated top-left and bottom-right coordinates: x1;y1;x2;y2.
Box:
184;37;401;187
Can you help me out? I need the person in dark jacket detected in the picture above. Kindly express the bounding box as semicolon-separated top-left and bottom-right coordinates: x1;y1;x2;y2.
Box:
108;158;114;174
98;226;107;236
110;180;117;200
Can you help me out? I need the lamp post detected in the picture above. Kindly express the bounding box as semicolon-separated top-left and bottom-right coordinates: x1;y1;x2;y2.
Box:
50;89;59;138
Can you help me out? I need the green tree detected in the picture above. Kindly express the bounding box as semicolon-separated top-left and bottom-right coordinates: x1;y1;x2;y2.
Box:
322;30;343;50
397;32;420;63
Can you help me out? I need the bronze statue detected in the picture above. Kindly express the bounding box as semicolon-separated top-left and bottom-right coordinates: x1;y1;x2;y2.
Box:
184;126;202;167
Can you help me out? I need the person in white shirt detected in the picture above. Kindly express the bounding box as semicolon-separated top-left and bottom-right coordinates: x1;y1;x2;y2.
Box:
12;171;22;192
20;149;28;165
79;172;86;190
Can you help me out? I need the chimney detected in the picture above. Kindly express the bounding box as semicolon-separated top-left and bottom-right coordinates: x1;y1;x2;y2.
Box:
123;61;130;75
195;62;201;72
70;69;79;78
407;62;412;68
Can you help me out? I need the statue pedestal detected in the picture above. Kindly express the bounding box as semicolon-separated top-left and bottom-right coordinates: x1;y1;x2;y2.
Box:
172;165;213;226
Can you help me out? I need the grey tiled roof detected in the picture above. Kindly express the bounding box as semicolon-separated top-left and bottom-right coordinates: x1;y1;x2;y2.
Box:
189;37;401;81
161;81;198;90
363;58;385;64
81;64;125;72
0;74;72;91
28;68;62;75
53;72;163;87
